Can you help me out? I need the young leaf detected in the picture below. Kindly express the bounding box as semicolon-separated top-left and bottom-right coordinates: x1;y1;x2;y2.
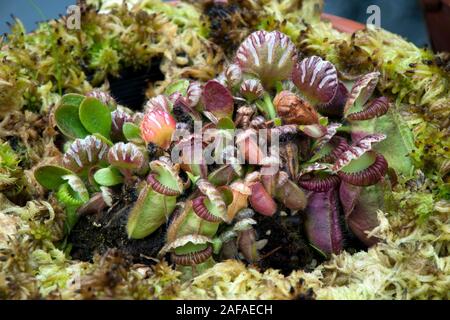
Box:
217;117;235;130
140;109;176;149
298;124;327;138
34;165;75;190
94;167;124;186
65;206;79;233
165;80;190;96
123;122;143;143
292;56;338;105
62;174;90;202
79;97;112;138
55;94;89;139
202;80;234;119
186;171;201;185
344;72;380;117
274;117;282;126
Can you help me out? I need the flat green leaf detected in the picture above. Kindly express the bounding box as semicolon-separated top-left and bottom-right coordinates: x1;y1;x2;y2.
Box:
34;165;74;190
79;97;112;138
348;106;415;177
123;122;142;142
217;117;235;130
373;109;415;177
93;133;113;146
55;94;89;139
94;167;124;186
319;117;329;126
165;79;190;96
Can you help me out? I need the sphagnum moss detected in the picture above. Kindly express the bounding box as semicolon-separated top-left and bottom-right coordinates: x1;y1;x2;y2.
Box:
0;0;449;300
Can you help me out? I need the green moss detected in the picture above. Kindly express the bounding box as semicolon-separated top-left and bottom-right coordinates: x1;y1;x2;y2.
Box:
0;0;222;116
0;141;22;194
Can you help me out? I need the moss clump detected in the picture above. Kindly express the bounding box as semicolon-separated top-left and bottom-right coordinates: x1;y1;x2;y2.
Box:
0;142;21;191
1;0;224;114
189;0;323;53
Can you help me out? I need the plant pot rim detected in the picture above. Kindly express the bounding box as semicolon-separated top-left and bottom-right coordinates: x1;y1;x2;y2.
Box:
321;13;365;33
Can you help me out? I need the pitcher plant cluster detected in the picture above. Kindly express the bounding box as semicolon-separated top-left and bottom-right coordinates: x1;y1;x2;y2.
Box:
35;30;394;278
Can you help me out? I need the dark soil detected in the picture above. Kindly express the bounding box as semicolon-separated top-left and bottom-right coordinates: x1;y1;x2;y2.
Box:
108;59;164;110
255;213;318;275
68;193;366;270
68;202;166;265
342;223;369;253
205;3;240;54
172;101;195;132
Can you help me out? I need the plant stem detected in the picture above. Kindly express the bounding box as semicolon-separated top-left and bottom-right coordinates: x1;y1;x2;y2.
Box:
256;93;276;120
264;93;276;120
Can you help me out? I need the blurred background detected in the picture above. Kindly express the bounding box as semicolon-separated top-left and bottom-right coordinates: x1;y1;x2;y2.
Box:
324;0;430;47
0;0;448;51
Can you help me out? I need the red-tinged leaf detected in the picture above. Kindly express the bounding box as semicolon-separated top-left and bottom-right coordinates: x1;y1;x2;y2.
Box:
202;80;234;119
332;133;386;172
275;173;307;211
140;109;176;149
299;123;327;138
340;181;384;246
108;142;145;171
346;96;390;121
236;30;298;88
292;56;339;105
344;72;380;116
249;182;277;216
316;81;348;116
305;189;343;256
